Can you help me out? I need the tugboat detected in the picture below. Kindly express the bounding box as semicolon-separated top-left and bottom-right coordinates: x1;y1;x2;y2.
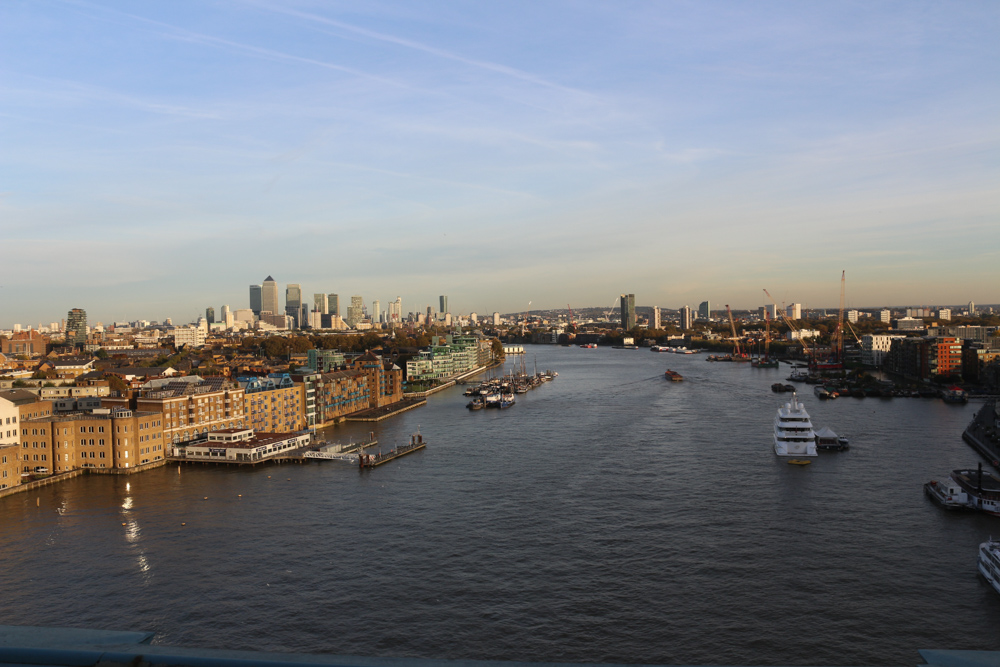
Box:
664;369;684;382
466;398;484;410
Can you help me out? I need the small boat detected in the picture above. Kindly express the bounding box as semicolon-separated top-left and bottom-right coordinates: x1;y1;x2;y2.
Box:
978;538;1000;596
771;383;788;393
579;343;597;348
942;386;969;404
664;369;683;382
466;398;484;411
787;459;812;466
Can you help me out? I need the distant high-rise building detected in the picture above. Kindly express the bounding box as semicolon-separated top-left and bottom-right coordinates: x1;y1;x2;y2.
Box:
285;284;302;323
969;301;977;316
939;308;952;321
372;300;381;324
847;310;859;323
249;284;263;315
328;294;339;316
206;307;215;325
314;294;328;315
261;276;279;316
620;294;636;330
493;312;501;326
439;295;448;314
470;312;478;325
221;304;234;328
787;303;802;320
652;307;661;330
66;308;87;346
387;297;402;325
698;301;711;320
880;309;891;324
347;296;364;327
426;305;433;326
680;305;693;331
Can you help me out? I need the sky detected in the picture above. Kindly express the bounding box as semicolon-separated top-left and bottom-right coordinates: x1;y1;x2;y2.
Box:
1;1;999;327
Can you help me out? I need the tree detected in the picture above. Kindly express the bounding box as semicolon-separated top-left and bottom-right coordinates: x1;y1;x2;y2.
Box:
95;349;109;359
102;374;129;395
490;338;505;363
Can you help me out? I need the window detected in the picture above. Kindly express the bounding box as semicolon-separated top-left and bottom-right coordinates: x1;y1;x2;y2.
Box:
99;426;104;433
99;451;105;459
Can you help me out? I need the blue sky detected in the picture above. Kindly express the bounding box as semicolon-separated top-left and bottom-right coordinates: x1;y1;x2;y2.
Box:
2;1;998;326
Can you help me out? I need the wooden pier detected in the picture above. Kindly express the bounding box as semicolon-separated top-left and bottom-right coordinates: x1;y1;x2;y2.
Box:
359;434;426;468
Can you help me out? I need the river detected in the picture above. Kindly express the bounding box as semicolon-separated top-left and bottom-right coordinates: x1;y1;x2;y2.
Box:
1;345;998;666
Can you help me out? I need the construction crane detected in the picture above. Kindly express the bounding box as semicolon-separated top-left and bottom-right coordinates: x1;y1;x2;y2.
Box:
763;288;813;360
833;270;846;364
520;301;532;337
604;296;619;323
725;305;746;359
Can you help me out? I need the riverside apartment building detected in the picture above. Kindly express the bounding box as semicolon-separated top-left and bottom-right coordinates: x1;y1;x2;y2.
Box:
21;408;164;473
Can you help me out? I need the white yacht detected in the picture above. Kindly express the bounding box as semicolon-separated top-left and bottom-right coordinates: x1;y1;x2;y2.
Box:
978;538;1000;596
774;393;818;457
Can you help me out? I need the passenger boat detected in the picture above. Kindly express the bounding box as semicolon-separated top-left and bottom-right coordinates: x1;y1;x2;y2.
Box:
773;393;818;457
925;464;1000;515
978;538;1000;596
664;369;683;382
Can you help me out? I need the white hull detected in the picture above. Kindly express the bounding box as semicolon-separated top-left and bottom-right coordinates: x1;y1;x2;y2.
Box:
979;541;1000;596
773;393;818;457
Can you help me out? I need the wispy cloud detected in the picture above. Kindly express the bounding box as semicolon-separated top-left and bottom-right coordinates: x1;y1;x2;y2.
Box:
242;0;593;99
56;0;414;90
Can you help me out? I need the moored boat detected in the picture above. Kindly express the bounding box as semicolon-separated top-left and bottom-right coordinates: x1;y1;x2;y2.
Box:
978;538;1000;596
927;464;1000;515
774;393;818;457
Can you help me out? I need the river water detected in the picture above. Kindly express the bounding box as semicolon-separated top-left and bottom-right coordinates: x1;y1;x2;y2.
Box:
2;345;998;666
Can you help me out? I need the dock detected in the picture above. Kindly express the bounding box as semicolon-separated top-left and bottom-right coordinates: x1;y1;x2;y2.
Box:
359;434;426;468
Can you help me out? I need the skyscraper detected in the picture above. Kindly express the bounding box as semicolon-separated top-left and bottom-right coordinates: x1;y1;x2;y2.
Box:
328;294;339;316
221;304;233;328
787;303;802;320
698;301;711;320
347;296;364;326
620;294;636;330
249;284;262;315
66;308;87;346
652;306;661;330
680;305;693;330
205;307;215;325
439;295;448;314
372;300;381;324
314;293;328;314
261;276;279;316
286;284;302;326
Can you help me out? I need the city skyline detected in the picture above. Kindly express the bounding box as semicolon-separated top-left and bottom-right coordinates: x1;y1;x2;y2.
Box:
1;2;998;325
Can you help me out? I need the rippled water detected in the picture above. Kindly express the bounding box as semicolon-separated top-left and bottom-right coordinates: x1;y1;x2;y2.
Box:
2;345;999;666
